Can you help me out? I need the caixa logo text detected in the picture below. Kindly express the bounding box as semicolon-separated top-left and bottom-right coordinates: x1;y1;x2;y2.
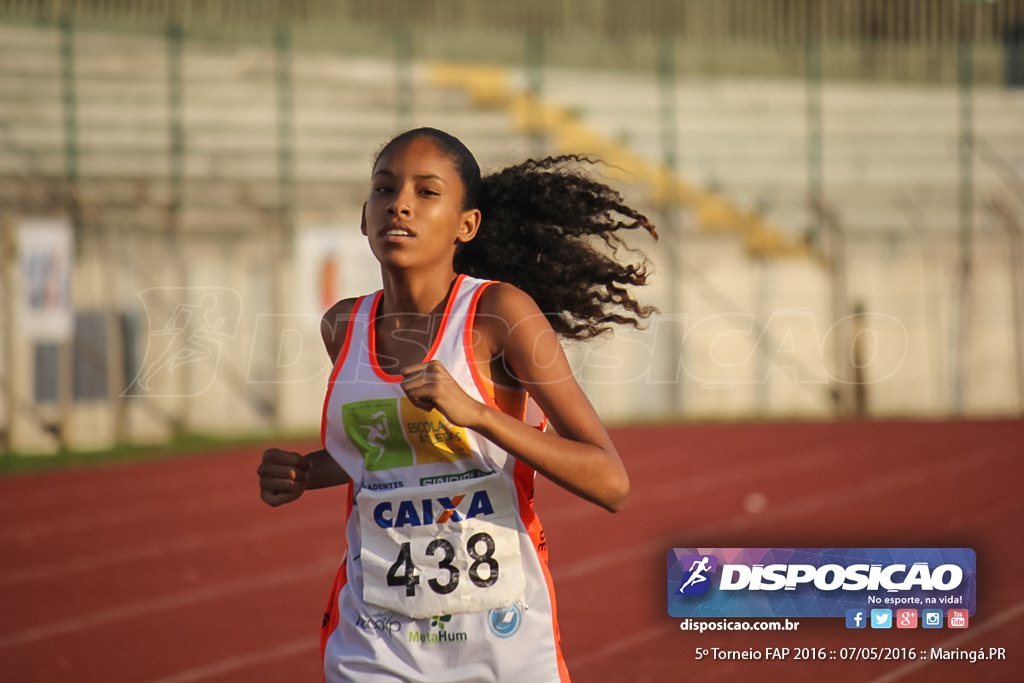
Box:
719;562;964;592
373;490;494;529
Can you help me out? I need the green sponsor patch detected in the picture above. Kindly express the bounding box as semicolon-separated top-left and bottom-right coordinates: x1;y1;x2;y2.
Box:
342;398;413;471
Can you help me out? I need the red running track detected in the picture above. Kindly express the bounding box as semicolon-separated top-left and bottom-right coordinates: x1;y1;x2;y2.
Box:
1;420;1022;682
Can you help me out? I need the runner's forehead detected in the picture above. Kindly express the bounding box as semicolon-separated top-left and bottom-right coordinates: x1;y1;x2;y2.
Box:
372;137;461;183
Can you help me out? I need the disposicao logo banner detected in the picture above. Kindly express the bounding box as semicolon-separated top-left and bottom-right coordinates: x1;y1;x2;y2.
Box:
667;548;976;618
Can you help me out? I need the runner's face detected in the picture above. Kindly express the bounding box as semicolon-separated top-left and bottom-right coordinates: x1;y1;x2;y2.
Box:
362;136;480;270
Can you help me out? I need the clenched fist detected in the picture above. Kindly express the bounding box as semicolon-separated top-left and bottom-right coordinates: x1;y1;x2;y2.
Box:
257;448;312;507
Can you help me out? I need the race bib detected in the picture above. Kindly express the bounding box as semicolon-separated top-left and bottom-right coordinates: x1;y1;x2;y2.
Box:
357;474;526;619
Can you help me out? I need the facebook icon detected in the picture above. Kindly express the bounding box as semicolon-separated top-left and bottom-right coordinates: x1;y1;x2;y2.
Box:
846;609;867;629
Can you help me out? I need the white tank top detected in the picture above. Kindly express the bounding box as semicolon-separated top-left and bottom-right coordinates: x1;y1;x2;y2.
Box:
320;274;570;682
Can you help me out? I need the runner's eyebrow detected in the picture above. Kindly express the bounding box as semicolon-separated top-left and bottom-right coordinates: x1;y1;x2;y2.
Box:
371;170;447;184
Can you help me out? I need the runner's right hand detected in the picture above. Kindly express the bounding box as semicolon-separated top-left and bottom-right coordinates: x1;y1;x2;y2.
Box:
257;448;312;507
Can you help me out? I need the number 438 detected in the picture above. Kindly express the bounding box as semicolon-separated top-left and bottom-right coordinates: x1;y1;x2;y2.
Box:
387;532;499;597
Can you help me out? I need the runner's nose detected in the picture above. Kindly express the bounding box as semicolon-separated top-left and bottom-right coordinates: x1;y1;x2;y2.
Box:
387;187;413;217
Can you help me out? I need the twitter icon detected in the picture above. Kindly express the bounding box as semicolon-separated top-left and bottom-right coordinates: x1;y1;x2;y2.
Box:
870;609;893;629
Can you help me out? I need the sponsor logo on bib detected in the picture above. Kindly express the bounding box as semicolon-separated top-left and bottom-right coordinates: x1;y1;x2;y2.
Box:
373;489;495;529
488;604;523;639
407;614;469;645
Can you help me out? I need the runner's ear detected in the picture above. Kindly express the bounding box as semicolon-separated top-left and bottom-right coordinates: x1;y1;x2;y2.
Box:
455;209;481;244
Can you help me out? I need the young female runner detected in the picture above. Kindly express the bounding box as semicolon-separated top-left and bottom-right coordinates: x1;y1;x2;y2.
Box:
257;127;656;682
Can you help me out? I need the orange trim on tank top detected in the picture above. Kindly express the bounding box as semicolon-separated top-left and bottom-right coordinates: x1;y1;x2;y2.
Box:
367;274;466;383
464;280;536;420
320;296;363;448
513;458;570;681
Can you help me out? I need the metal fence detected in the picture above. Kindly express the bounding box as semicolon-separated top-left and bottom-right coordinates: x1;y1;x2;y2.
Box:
3;0;1024;43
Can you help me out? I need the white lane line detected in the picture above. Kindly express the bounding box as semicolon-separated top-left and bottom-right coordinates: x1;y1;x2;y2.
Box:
0;558;339;649
865;600;1024;683
543;442;848;524
144;637;317;683
0;514;340;586
3;489;253;540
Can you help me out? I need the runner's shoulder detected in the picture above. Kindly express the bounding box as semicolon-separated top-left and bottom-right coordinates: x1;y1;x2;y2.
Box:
321;297;360;364
475;282;546;325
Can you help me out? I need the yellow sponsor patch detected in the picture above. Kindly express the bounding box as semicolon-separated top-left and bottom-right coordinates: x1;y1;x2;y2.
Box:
399;398;472;465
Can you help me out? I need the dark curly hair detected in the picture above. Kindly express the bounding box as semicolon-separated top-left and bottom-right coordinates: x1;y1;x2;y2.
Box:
376;128;658;341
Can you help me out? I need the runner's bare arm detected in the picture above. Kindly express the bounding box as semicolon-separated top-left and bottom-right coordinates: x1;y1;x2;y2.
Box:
256;298;359;507
400;283;629;513
257;447;350;506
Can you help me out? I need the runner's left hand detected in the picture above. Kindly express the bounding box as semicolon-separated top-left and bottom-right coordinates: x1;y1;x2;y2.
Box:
400;360;487;428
